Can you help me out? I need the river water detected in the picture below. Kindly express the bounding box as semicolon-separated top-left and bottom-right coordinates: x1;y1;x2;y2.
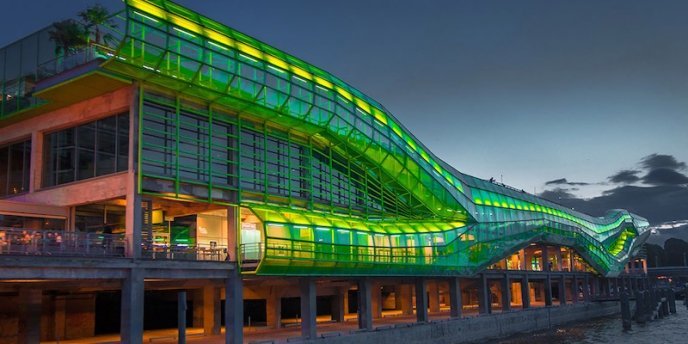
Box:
494;303;688;344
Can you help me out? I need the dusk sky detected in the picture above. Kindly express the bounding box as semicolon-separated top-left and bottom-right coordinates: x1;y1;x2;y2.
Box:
2;0;687;223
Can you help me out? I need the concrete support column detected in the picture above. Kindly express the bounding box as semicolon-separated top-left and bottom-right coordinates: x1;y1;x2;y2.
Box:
224;271;243;344
357;279;373;330
399;284;413;315
227;206;238;262
449;278;462;318
331;288;346;323
266;291;282;329
299;278;317;339
559;276;567;305
544;277;553;307
192;289;203;329
18;289;42;344
428;281;440;313
54;295;66;341
121;269;144;344
571;275;578;303
203;286;221;335
124;187;142;259
501;274;511;311
519;249;527;270
415;278;428;322
178;291;187;344
371;282;382;319
478;274;491;314
521;275;530;309
583;275;590;302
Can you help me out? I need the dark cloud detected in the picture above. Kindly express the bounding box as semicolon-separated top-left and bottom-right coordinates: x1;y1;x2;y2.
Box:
641;168;688;185
640;154;687;171
608;170;641;184
544;178;590;186
540;185;688;224
539;187;578;201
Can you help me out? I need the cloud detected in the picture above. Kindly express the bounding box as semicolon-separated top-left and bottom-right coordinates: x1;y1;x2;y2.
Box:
544;178;590;186
540;185;688;224
540;153;688;225
608;169;641;184
641;168;688;185
640;154;686;171
539;187;578;201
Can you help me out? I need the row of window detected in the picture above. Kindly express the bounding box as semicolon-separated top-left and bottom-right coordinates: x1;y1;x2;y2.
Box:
138;93;421;217
0;113;130;198
43;113;129;187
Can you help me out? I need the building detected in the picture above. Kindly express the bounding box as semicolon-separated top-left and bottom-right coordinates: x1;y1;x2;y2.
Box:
0;0;650;343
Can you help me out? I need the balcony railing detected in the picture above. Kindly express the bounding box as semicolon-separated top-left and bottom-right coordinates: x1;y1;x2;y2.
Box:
0;227;126;257
141;243;228;262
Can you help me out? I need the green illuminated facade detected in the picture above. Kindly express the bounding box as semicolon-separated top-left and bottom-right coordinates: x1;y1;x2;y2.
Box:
0;0;649;277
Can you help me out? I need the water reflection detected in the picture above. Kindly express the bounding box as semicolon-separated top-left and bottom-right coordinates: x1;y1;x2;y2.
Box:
494;305;688;344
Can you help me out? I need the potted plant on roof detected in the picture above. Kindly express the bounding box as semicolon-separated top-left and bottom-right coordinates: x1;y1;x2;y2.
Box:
78;4;117;49
47;19;89;75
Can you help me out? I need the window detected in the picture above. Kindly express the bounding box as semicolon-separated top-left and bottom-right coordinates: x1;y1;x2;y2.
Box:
0;139;31;197
43;113;129;187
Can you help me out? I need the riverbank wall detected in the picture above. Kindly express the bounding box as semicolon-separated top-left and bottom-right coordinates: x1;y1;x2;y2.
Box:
306;302;619;344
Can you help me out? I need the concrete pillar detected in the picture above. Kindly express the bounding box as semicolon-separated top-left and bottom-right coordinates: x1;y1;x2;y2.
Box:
583;275;590;302
542;245;550;272
224;271;243;344
192;289;204;329
299;278;317;339
428;281;440;313
18;289;41;344
544;277;553;306
521;275;530;309
559;276;566;305
125;188;142;259
121;269;144;344
54;295;66;341
571;275;578;303
227;206;238;262
449;278;462;318
125;93;142;259
415;278;428;322
331;288;346;323
266;291;282;329
357;279;373;330
399;284;413;315
478;274;491;314
371;282;382;319
501;274;511;311
178;291;187;344
203;286;221;335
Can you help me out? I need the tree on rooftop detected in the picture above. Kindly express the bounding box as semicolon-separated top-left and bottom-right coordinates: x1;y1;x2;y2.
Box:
78;4;117;46
48;19;89;56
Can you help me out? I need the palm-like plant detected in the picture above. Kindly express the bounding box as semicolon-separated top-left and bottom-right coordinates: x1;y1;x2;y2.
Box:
78;4;117;46
48;19;89;56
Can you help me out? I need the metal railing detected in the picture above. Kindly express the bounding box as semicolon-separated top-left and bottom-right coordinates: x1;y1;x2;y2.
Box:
240;242;263;262
141;243;228;262
0;227;126;257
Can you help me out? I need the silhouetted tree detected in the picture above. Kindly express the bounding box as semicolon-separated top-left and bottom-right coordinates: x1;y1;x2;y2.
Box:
48;19;89;56
78;4;116;46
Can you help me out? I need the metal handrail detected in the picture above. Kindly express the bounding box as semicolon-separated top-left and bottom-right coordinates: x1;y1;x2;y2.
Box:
0;227;126;257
